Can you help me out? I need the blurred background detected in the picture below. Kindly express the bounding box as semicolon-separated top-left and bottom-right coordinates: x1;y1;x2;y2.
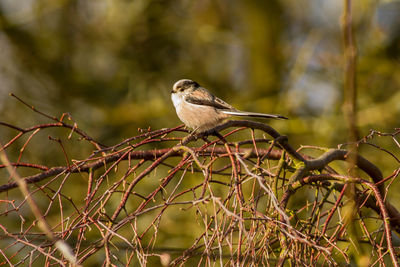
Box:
1;0;400;190
0;0;400;265
0;0;399;145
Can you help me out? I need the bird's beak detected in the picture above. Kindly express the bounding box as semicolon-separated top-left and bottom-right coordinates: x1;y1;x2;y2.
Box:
171;90;175;93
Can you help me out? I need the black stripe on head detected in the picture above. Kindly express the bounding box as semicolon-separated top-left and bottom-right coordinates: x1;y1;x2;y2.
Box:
173;79;200;93
182;80;199;89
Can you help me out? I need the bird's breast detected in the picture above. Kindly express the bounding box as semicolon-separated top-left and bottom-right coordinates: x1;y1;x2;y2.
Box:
171;93;182;109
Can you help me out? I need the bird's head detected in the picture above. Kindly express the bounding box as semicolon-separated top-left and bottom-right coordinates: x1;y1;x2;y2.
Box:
171;79;200;94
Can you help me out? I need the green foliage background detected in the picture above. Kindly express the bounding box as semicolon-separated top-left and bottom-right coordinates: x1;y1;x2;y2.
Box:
0;0;399;265
0;1;399;144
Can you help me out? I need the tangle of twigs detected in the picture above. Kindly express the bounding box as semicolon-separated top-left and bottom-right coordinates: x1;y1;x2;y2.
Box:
0;96;399;266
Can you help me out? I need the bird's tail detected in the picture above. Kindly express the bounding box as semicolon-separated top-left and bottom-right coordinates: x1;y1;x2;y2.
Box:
222;110;288;120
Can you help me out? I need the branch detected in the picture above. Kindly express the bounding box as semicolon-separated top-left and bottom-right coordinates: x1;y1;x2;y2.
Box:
0;146;282;193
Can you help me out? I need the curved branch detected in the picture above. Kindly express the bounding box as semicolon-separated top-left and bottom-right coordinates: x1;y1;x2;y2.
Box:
0;146;283;193
307;149;384;190
280;149;385;209
209;120;305;162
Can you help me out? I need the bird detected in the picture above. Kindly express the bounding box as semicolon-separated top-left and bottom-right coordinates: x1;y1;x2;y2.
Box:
171;79;287;132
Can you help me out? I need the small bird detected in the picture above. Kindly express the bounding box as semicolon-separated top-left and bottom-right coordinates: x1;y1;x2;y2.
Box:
171;79;287;132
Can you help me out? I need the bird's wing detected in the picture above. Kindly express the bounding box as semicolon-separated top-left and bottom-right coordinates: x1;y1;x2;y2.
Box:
184;87;235;110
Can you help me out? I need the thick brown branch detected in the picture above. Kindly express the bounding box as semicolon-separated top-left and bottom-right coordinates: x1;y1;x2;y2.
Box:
281;149;385;209
210;120;305;162
0;147;282;193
